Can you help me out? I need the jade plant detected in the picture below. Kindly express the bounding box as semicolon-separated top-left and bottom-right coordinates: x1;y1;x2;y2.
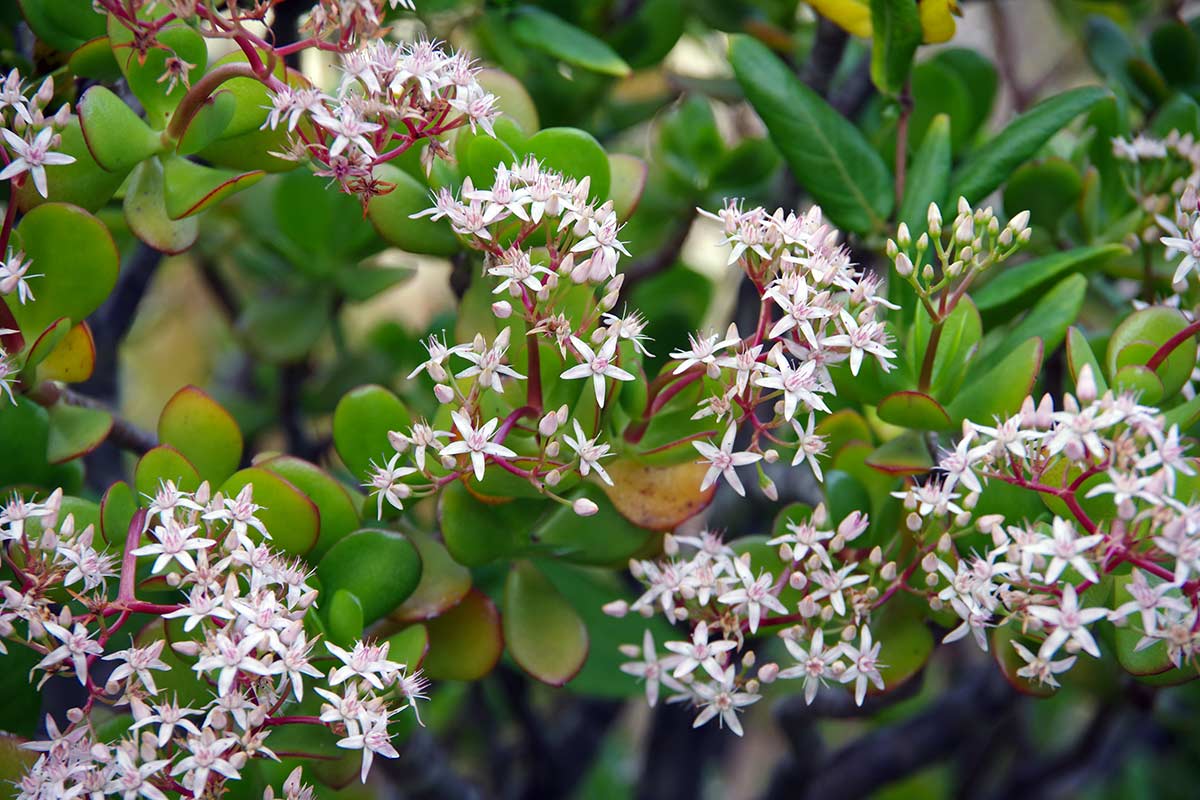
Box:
4;0;1200;798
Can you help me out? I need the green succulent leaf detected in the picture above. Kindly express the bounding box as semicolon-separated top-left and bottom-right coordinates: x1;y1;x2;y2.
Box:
157;385;243;485
332;384;412;484
220;467;320;556
504;561;589;686
318;529;423;625
947;337;1043;426
508;5;632;78
869;0;922;96
422;589;503;681
77;86;163;173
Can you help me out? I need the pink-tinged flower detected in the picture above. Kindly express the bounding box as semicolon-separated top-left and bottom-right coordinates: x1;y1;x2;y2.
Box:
131;520;216;575
809;563;868;616
562;419;614;485
313;105;382;158
839;625;885;706
438;411;517;482
717;556;787;632
407;332;471;382
325;639;404;690
338;715;400;783
1027;517;1103;584
777;628;840;704
664;623;737;681
1108;569;1189;632
755;349;829;420
171;730;240;795
466;164;530;223
0;127;75;197
1029;584;1107;659
790;412;828;481
767;282;832;344
691;666;760;736
129;696;202;748
106;747;171;800
619;631;682;707
365;453;416;518
1010;640;1076;689
821;309;896;375
693;423;762;497
0;248;39;304
559;335;634;408
1161;215;1200;286
193;633;272;695
670;326;740;375
103;640;170;695
37;621;102;685
455;328;525;392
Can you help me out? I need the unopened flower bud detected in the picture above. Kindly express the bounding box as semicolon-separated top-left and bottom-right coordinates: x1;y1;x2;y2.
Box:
760;474;778;501
925;573;939;587
539;412;559;436
663;533;679;556
881;561;897;581
1076;363;1098;404
619;643;640;658
799;596;820;618
1008;210;1031;232
433;384;454;403
869;546;883;565
895;252;913;277
573;498;599;516
764;448;779;464
758;662;779;683
922;263;935;281
545;469;561;486
36;77;54;105
789;571;807;591
441;455;456;470
673;607;689;621
998;228;1013;246
921;552;939;573
937;533;952;552
492;300;512;319
906;512;922;531
927;202;942;236
545;440;560;458
886;238;898;258
388;430;409;453
602;600;628;618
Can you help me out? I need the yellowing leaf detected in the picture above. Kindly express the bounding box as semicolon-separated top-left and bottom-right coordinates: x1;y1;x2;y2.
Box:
919;0;959;44
808;0;873;38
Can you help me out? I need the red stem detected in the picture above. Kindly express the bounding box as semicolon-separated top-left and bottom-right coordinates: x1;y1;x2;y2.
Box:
1146;320;1200;371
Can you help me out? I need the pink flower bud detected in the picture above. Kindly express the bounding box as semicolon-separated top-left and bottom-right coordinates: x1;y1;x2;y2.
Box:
492;300;512;319
757;662;780;683
388;430;409;452
838;511;869;542
573;498;599;516
1075;363;1098;404
434;384;454;403
539;412;559;436
602;600;628;618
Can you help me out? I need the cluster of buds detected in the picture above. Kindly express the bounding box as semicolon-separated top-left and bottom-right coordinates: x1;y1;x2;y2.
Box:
889;198;1031;316
1109;129;1200;257
364;159;645;518
611;509;904;734
904;365;1200;684
0;69;74;199
304;0;418;46
0;482;426;798
265;38;498;204
661;200;900;498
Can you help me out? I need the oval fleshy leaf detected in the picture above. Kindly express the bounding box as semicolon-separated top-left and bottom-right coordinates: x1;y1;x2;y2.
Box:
1106;306;1197;399
317;529;423;625
176;90;237;156
157;386;243;485
332;384;412;483
46;402;112;464
24;317;71;370
865;431;935;476
326;589;364;647
422;589;503;681
162;156;264;219
367;164;460;257
537;485;656;566
392;530;472;623
876;391;953;431
14;118;127;213
504;561;589;687
6;202;119;339
609;153;647;221
78;86;163;173
37;322;96;384
219;468;319;556
69;36;123;82
124;157;199;254
439;480;544;567
134;445;201;499
258;455;361;562
520;128;612;203
601;459;715;531
100;480;137;547
476;68;539;133
384;624;429;669
108;16;207;128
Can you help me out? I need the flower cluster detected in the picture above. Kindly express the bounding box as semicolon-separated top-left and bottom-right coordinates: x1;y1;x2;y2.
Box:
364;159;644;518
0;482;426;798
264;38;498;204
304;0;418;46
907;365;1200;683
0;69;75;199
611;509;899;735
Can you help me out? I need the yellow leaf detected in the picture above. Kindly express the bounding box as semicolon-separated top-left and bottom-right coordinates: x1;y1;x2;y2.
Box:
919;0;960;44
807;0;873;39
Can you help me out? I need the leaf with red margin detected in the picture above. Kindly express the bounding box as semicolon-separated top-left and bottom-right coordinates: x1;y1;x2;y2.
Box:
504;561;589;686
46;402;112;464
162;156;264;220
422;589;503;681
877;390;953;431
158;386;243;485
38;322;96;383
